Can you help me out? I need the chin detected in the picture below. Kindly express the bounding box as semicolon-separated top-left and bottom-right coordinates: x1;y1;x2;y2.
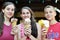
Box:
7;16;12;19
46;18;52;20
47;19;52;21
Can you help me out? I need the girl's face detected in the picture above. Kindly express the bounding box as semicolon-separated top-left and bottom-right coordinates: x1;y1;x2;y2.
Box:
21;9;31;20
44;7;56;21
2;4;15;19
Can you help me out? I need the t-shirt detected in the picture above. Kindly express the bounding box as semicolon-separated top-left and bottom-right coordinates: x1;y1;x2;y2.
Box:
47;22;60;40
0;24;14;40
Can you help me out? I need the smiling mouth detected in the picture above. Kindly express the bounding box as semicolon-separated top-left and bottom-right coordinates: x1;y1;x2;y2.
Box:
24;16;29;18
47;16;50;18
8;13;12;15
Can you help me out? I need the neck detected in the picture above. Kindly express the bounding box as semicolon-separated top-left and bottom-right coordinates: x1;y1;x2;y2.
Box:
49;19;57;25
4;16;11;26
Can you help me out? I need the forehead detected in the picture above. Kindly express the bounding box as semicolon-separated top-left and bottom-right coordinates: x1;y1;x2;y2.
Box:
22;9;30;12
5;4;15;9
44;7;55;12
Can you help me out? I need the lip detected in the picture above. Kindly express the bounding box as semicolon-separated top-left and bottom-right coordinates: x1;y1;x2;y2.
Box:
47;16;50;18
8;14;12;16
46;15;51;18
24;16;29;18
8;13;12;16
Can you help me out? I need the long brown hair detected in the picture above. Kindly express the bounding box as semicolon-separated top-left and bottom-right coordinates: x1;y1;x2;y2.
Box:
20;6;38;38
0;2;15;35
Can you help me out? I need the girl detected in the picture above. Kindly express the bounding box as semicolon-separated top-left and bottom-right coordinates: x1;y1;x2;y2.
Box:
0;2;15;40
16;6;41;40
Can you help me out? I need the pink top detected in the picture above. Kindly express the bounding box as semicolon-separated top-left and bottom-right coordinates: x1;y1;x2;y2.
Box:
0;24;14;40
47;22;60;40
19;23;31;40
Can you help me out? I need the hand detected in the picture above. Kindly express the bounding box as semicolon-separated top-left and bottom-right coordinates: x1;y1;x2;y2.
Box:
11;25;18;35
11;18;18;27
24;26;31;37
41;27;48;35
11;18;18;22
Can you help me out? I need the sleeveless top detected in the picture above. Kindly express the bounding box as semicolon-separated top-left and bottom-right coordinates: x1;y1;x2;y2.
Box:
0;24;14;40
18;23;31;40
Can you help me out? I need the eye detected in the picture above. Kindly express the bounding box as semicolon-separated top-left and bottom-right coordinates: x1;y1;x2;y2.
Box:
11;9;15;11
27;12;29;14
22;12;25;14
7;8;10;11
49;11;52;13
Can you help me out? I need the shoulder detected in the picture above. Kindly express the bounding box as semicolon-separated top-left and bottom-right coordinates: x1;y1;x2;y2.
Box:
36;23;41;39
36;23;41;28
58;22;60;24
36;23;41;31
17;24;21;26
56;22;60;25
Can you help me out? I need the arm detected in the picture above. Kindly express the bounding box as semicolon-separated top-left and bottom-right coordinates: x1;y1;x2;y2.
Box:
14;34;18;40
11;28;18;40
11;25;18;40
11;25;18;35
37;23;41;40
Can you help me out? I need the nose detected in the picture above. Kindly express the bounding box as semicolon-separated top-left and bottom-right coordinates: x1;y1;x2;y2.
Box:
9;11;11;14
9;9;13;12
47;12;50;15
25;13;28;16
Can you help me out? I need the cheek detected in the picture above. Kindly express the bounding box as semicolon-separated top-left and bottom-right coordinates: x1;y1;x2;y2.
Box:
3;10;7;14
11;13;14;16
12;11;14;15
45;14;47;17
28;14;31;18
21;15;25;18
22;15;25;17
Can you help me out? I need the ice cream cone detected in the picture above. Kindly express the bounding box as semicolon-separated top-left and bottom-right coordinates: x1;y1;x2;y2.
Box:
11;18;17;27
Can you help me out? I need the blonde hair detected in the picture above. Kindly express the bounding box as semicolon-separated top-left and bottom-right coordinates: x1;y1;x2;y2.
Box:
44;5;56;11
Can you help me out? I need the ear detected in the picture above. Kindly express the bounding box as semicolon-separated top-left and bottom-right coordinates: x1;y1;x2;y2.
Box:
20;14;22;18
55;12;57;16
2;9;4;13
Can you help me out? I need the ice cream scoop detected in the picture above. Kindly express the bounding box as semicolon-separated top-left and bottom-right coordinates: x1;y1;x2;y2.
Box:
24;18;31;24
24;18;31;29
11;18;18;27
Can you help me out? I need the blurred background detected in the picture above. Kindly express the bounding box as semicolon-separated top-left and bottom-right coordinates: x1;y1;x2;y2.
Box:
0;0;60;23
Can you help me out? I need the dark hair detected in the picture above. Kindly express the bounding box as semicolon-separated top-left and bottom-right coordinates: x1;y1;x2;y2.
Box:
20;6;38;38
0;2;15;35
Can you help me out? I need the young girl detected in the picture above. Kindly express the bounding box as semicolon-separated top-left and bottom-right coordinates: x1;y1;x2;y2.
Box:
0;2;15;40
15;6;41;40
44;5;60;40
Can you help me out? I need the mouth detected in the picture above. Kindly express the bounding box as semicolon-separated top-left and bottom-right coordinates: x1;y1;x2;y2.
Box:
47;15;51;18
24;16;29;18
8;13;12;16
47;16;50;18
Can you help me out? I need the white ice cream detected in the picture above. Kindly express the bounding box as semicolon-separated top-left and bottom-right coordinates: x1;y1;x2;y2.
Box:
43;20;49;27
24;18;31;24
